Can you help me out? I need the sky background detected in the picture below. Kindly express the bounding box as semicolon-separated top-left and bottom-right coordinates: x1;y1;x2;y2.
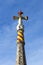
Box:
0;0;43;65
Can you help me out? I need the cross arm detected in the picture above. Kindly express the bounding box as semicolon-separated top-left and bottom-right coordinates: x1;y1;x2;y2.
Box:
13;16;28;20
13;16;19;20
21;16;28;20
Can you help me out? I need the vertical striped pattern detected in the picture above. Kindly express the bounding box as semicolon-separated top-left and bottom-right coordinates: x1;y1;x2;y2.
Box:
17;29;24;43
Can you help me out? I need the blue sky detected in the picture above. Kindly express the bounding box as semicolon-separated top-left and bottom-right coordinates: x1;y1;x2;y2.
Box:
0;0;43;65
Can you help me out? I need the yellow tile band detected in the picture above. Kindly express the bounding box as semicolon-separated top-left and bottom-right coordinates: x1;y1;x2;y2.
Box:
17;36;24;41
18;32;23;37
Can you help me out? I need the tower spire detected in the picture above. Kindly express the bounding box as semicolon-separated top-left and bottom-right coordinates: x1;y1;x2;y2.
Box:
13;11;28;65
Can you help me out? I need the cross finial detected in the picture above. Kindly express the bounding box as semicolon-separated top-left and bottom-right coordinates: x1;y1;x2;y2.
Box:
13;11;28;31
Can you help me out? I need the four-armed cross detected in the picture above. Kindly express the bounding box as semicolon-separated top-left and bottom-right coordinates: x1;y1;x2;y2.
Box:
13;11;28;31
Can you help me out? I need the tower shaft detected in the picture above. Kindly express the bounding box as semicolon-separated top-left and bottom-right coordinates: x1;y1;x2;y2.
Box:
16;43;26;65
16;29;26;65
